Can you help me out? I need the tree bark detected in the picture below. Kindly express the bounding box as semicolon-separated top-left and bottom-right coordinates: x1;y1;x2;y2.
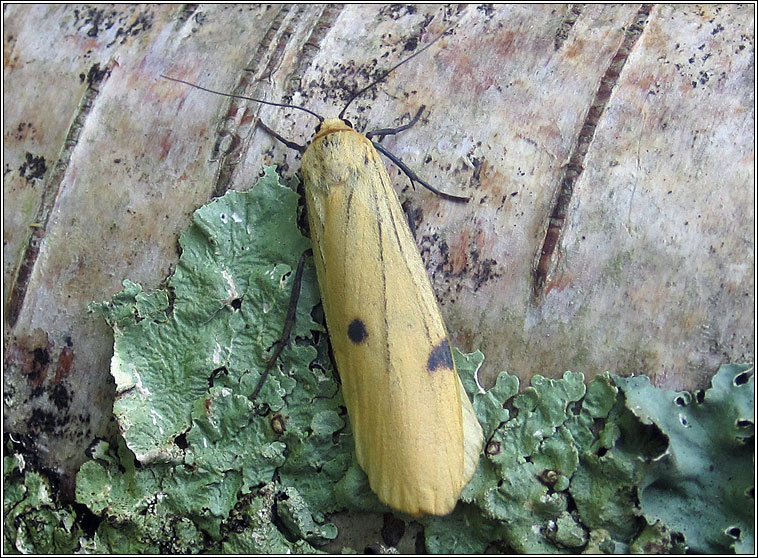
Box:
3;3;753;497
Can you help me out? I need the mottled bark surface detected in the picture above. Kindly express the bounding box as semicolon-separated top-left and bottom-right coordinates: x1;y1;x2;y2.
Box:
3;3;753;511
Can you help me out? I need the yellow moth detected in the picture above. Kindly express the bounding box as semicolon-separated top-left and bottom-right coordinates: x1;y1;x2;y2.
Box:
301;118;483;516
163;30;483;517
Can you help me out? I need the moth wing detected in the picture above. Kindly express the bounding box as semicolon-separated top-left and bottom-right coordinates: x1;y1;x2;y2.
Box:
305;131;482;516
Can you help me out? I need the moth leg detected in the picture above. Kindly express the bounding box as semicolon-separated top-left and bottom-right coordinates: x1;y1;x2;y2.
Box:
256;120;307;154
367;107;469;202
371;140;469;203
251;250;310;400
366;105;426;141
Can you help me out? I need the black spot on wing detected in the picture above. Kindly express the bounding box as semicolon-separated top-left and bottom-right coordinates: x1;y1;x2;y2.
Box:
348;318;368;344
427;339;454;373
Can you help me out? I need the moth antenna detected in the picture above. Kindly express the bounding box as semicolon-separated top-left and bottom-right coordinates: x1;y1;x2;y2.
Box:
161;75;325;122
338;27;453;120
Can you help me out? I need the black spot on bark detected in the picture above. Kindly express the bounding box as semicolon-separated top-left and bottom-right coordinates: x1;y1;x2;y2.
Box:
27;408;57;433
50;383;70;411
19;152;47;181
414;529;426;554
347;318;368;344
427;339;453;373
404;36;418;52
381;512;405;547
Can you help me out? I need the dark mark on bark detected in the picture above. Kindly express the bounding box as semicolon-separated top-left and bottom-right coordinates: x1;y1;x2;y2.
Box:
554;4;584;51
211;6;343;198
6;61;116;328
533;5;652;300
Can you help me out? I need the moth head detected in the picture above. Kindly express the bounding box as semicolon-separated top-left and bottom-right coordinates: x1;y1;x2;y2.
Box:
313;118;355;140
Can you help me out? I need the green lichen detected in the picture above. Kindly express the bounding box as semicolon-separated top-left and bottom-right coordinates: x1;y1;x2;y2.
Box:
422;361;754;554
615;364;754;554
79;166;334;551
3;451;82;554
5;166;752;554
277;487;339;545
220;486;320;553
89;167;316;465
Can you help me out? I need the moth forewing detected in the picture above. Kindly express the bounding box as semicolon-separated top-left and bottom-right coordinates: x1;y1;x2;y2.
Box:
301;119;483;517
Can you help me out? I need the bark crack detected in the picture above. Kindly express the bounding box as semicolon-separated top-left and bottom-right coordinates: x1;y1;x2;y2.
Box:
6;61;116;328
554;4;584;51
210;4;294;198
209;5;344;198
533;4;652;300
